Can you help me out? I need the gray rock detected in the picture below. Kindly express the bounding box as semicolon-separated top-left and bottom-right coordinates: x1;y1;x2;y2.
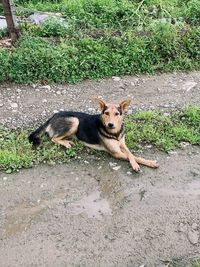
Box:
168;151;177;155
192;223;198;231
187;229;199;245
112;76;121;82
127;109;133;115
40;85;51;90
28;12;67;26
10;102;18;109
0;17;7;30
183;81;197;92
88;107;95;113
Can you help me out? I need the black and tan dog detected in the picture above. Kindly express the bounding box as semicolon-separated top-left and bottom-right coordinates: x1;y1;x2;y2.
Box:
29;98;159;172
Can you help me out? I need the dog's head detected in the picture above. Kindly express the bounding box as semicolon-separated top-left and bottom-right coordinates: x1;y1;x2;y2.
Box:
95;97;132;133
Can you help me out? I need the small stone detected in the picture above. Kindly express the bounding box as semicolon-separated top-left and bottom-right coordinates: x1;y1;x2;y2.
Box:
112;166;121;171
32;84;37;89
187;230;199;245
183;81;197;92
3;177;7;181
0;102;3;107
180;142;190;148
56;91;61;95
53;110;58;114
112;76;121;81
109;162;117;167
16;89;21;93
127;171;132;175
42;99;47;103
130;82;135;86
168;151;177;155
88;107;95;112
192;223;198;230
127;109;133;115
41;85;51;90
146;145;152;148
179;222;187;232
10;102;18;109
84;160;89;164
40;183;47;188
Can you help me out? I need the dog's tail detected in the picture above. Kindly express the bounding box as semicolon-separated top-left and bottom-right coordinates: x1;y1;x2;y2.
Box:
29;119;50;146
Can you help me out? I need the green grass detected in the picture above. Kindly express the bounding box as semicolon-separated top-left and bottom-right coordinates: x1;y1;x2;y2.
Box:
168;258;200;267
0;106;199;173
193;260;200;267
125;106;200;151
0;0;199;83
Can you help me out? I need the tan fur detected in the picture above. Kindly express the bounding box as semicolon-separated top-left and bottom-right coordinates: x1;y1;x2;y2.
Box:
95;97;126;135
47;98;159;172
51;117;79;148
95;98;159;172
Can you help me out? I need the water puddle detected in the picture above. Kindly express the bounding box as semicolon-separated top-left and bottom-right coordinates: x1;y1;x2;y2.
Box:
2;201;46;237
66;190;112;220
1;193;66;237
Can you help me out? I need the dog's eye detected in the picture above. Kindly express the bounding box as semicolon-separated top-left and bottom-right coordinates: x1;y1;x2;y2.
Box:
104;112;109;116
115;112;120;116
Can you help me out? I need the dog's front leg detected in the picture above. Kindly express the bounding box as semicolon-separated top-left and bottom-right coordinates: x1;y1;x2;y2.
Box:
118;138;140;172
104;139;140;172
120;136;159;169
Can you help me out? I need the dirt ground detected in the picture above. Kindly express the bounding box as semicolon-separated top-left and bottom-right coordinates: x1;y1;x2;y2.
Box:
0;72;200;267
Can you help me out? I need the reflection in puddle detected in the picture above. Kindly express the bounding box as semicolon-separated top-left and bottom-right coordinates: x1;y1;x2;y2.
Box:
2;202;47;237
66;190;112;220
1;193;66;237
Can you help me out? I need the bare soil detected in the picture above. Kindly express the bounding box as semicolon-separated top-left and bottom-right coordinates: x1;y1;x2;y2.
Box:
0;72;200;267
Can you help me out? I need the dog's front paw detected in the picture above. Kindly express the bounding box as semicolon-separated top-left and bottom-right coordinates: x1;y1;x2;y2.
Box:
150;160;159;168
131;161;141;172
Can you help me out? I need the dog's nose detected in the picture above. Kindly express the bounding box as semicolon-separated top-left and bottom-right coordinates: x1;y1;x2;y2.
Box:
108;123;114;128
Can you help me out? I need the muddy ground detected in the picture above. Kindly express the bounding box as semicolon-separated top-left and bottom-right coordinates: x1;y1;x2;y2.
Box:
0;72;200;267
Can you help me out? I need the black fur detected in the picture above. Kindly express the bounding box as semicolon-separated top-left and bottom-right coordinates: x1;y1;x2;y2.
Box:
29;111;123;147
28;119;50;146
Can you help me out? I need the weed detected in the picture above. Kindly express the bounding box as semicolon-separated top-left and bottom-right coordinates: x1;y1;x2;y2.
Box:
193;260;200;267
0;0;199;83
125;106;200;151
167;258;200;267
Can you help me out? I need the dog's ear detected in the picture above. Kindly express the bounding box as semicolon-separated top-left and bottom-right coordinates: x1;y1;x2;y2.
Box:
119;98;132;113
94;97;107;112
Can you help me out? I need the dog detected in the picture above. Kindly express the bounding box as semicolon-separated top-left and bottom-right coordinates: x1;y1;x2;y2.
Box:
29;97;159;172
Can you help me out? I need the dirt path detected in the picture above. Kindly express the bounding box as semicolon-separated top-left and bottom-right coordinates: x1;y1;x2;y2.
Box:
0;71;200;128
0;72;200;267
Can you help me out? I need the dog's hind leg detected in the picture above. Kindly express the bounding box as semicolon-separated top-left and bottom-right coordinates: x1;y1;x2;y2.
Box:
50;117;79;149
52;138;74;148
